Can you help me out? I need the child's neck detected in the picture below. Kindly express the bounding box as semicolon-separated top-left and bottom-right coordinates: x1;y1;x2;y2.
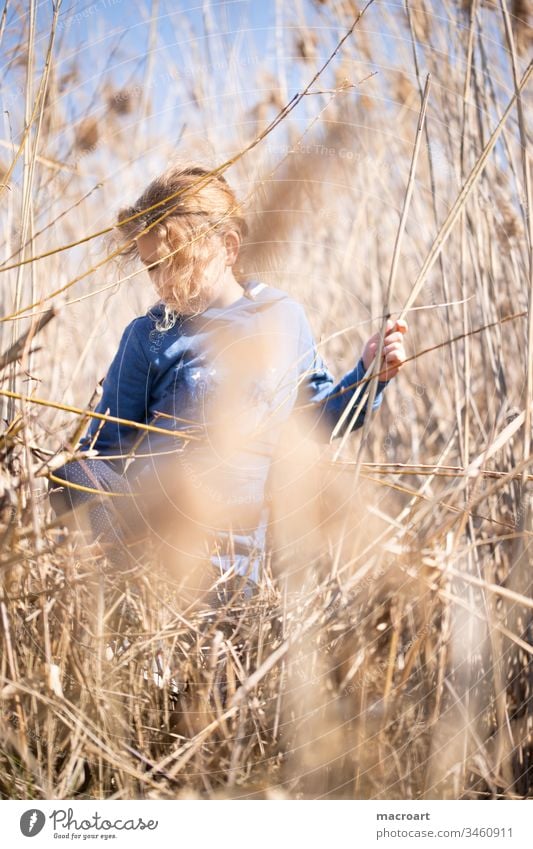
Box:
207;271;247;309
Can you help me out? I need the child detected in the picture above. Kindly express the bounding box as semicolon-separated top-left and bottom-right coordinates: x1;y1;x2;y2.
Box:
49;163;407;594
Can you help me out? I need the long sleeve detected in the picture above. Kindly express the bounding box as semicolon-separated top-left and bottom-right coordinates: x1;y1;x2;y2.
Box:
293;305;389;441
79;319;151;458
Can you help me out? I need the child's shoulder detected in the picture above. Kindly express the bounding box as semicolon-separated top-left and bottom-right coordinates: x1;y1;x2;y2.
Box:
116;307;165;350
123;309;160;334
255;283;307;317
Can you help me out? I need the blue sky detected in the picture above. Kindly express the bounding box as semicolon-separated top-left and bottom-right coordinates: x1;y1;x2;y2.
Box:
3;0;376;194
2;1;323;160
0;1;521;194
2;0;367;125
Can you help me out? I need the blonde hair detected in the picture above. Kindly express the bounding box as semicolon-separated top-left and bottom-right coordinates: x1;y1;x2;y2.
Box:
110;161;249;329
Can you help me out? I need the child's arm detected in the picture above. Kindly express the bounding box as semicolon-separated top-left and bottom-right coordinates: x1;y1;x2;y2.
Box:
78;319;151;459
294;307;407;440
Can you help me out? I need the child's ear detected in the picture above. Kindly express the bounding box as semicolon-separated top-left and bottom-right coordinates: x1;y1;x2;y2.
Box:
223;230;240;265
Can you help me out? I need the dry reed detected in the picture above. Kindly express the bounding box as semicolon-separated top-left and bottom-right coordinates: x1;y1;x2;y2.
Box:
0;0;531;800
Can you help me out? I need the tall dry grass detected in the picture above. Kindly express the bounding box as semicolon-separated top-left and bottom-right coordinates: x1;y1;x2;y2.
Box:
0;0;531;799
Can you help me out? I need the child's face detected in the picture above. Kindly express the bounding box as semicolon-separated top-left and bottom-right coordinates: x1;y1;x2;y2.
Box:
136;230;227;315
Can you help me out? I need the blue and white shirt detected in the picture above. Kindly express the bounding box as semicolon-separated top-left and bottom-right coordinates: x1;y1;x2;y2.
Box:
79;281;389;582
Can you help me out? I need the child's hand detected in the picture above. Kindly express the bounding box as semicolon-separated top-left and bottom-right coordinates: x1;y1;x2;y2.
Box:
362;318;408;380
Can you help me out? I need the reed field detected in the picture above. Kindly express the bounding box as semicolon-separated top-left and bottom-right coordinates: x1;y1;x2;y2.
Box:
0;0;531;800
